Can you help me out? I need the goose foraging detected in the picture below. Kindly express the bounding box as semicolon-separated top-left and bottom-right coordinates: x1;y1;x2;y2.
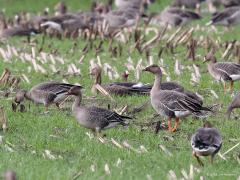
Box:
191;122;222;166
225;92;240;119
204;52;240;93
143;64;212;132
14;81;81;112
66;86;132;135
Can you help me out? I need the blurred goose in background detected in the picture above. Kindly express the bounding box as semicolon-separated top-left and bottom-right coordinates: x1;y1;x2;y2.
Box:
191;122;222;166
206;6;240;26
0;25;39;40
143;64;212;132
220;0;240;7
171;0;204;9
204;51;240;93
54;1;67;16
14;82;82;112
67;86;132;135
115;0;155;11
225;92;240;119
90;65;151;96
150;7;201;27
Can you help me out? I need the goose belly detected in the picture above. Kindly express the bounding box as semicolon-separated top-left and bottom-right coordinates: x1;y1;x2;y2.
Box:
174;111;191;118
193;146;217;156
74;109;93;129
103;122;120;130
230;74;240;81
151;99;171;117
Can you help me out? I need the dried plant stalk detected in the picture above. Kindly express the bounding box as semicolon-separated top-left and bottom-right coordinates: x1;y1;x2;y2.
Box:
0;106;8;132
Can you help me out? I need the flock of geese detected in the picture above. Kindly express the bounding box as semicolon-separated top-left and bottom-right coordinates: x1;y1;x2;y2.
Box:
1;0;240;170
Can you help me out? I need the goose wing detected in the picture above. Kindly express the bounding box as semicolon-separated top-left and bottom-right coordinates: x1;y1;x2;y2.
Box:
87;106;131;128
214;62;240;77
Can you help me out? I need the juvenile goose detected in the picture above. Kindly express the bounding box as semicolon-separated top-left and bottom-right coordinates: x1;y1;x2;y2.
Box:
14;81;81;112
225;92;240;119
191;122;222;166
204;52;240;93
67;86;131;135
206;6;240;26
90;66;151;96
143;64;211;132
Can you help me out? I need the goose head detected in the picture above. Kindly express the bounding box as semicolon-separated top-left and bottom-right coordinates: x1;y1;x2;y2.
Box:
203;52;217;63
14;90;27;104
66;86;83;96
203;121;213;128
143;64;162;75
90;65;102;84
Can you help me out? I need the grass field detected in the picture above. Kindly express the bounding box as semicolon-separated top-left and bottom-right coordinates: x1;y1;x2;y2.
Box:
0;1;240;180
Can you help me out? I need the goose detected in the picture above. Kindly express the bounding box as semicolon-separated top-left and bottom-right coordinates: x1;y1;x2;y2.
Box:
225;92;240;119
204;52;240;93
206;6;240;26
150;7;201;26
171;0;204;9
143;64;212;132
0;25;39;38
220;0;240;7
191;122;222;166
66;86;131;135
115;0;155;11
14;81;81;112
90;66;151;96
54;1;67;16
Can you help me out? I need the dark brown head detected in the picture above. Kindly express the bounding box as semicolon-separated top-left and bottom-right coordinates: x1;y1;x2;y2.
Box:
66;86;83;96
203;121;213;128
90;66;102;77
203;51;217;63
14;90;27;104
143;64;162;75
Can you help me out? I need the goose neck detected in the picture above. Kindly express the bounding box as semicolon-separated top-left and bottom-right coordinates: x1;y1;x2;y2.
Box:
152;73;162;91
72;93;82;111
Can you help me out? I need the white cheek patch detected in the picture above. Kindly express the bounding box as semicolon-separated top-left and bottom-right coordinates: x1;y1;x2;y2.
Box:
230;75;240;81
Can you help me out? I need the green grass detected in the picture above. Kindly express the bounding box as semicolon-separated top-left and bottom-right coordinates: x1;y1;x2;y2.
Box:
1;1;240;180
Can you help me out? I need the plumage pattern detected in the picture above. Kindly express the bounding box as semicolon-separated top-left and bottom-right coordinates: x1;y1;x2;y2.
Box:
191;127;222;155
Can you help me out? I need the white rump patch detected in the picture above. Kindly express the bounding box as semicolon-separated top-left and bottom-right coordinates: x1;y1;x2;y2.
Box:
230;74;240;81
174;111;190;118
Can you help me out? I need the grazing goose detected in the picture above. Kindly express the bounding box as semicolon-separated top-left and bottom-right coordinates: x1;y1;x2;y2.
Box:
14;82;81;112
115;0;154;11
225;92;240;119
204;52;240;93
220;0;240;7
0;25;39;38
67;86;131;135
90;65;151;96
206;6;240;26
143;64;212;132
150;7;201;26
191;122;222;166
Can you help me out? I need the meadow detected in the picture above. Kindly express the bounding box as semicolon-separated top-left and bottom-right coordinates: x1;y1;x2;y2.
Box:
0;0;240;179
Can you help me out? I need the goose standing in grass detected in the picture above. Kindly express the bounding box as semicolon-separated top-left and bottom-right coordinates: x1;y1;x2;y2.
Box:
143;64;212;132
191;122;222;166
225;92;240;119
90;65;151;96
66;86;131;135
204;52;240;93
14;81;81;112
206;6;240;26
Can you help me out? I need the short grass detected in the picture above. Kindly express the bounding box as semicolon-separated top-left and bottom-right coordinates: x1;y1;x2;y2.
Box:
0;1;240;180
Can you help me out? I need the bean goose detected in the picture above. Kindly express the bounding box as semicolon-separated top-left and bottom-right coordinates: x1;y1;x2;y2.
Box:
206;6;240;26
90;65;151;96
191;122;222;166
225;92;240;119
67;86;131;135
0;25;39;38
204;52;240;93
143;64;212;132
14;81;81;112
171;0;204;9
150;7;201;27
